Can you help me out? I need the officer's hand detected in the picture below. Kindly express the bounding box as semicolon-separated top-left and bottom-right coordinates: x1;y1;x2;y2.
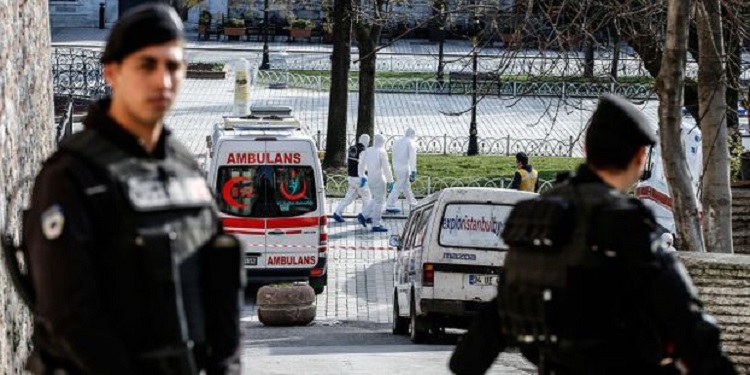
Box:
387;182;394;192
409;171;416;183
360;177;368;188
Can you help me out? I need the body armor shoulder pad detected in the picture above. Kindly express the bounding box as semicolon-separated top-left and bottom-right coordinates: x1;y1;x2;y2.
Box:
588;196;658;260
57;128;129;172
502;195;576;250
165;137;200;170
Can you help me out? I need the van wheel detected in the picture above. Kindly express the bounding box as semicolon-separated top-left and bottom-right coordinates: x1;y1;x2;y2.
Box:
409;295;429;344
392;290;408;335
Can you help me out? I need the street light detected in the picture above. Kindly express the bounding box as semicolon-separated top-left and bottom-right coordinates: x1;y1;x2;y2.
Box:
436;3;446;86
467;15;480;156
260;0;271;70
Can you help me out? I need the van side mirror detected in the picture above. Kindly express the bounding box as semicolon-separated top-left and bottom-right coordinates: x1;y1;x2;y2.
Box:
389;234;401;250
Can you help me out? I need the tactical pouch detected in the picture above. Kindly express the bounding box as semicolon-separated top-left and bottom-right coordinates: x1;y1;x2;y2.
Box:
203;233;244;362
502;196;575;250
137;229;197;375
498;196;575;347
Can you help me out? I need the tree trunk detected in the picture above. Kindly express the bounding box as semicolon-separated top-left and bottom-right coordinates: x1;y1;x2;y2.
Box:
609;21;620;79
696;0;733;253
322;0;352;169
583;36;595;78
625;17;700;120
655;0;705;252
353;22;382;140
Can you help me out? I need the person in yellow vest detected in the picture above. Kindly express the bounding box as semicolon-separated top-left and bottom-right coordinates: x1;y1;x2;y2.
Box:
509;152;539;192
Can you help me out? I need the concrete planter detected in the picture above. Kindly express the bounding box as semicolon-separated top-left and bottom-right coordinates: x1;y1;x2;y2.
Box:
186;70;226;79
257;284;316;326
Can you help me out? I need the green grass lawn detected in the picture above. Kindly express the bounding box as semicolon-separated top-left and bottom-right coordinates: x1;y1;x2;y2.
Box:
417;154;583;180
325;154;583;181
323;154;583;196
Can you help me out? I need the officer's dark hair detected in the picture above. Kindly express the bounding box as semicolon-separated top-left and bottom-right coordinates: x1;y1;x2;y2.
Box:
101;3;185;64
515;152;528;166
585;95;657;171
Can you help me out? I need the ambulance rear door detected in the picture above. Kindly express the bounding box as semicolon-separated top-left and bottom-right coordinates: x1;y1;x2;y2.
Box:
263;140;322;270
214;139;268;269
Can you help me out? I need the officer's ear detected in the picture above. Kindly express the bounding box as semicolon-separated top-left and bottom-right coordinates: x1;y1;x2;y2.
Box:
634;146;648;170
103;62;121;90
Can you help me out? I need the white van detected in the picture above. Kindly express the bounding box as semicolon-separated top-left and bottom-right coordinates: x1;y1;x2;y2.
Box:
390;187;537;342
204;107;328;294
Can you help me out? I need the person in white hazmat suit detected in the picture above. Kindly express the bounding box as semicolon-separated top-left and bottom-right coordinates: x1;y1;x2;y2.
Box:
357;134;394;232
385;128;418;213
332;134;372;223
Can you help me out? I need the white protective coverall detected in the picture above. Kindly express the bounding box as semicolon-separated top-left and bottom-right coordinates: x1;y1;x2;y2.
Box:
334;134;372;217
386;128;418;210
359;134;394;228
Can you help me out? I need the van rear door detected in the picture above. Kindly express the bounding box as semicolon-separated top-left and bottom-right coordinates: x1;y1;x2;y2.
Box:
434;203;515;302
263;141;321;270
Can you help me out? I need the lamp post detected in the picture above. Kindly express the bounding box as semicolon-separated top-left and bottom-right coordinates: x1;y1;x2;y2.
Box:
436;3;446;86
260;0;270;70
467;16;480;156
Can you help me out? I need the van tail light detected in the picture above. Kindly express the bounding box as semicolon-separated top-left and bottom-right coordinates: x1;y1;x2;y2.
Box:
310;268;325;276
423;263;434;286
318;216;328;256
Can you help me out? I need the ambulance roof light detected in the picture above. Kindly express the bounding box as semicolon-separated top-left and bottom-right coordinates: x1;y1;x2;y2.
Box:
248;106;293;118
222;116;302;131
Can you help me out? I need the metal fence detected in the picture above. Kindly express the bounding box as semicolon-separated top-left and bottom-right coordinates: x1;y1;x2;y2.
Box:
282;53;661;78
257;70;655;99
51;48;109;98
325;174;555;198
54;95;75;143
313;132;581;157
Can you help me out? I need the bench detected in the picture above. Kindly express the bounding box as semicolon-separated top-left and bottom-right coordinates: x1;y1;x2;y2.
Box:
198;14;224;41
448;72;501;96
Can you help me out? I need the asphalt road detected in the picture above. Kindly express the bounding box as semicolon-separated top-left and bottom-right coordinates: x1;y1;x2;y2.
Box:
242;320;536;375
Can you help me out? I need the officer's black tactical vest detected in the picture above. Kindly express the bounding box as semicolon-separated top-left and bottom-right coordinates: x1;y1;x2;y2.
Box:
499;180;666;373
347;143;366;177
58;129;219;372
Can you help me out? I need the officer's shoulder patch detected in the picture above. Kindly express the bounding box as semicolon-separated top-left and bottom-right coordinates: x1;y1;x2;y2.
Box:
41;205;65;240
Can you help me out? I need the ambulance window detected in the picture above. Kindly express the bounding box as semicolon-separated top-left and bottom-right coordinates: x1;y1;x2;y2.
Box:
216;165;317;218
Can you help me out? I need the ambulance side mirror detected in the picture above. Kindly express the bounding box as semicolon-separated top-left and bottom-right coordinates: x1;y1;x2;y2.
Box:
640;168;652;181
205;136;213;158
639;146;654;181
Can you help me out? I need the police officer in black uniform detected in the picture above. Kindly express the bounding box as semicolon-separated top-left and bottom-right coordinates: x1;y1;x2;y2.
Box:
22;4;243;374
449;94;736;375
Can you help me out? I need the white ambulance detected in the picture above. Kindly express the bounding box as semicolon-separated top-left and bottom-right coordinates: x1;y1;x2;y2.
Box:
390;187;536;343
204;107;328;294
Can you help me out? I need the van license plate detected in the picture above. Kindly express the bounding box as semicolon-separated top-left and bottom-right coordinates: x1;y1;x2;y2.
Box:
468;274;498;286
244;256;258;266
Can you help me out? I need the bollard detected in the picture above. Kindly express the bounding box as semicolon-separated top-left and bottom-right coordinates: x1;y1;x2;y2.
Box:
99;3;105;29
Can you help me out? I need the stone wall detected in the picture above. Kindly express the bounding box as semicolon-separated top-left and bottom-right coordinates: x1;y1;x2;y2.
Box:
680;253;750;374
0;2;55;373
732;186;750;255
